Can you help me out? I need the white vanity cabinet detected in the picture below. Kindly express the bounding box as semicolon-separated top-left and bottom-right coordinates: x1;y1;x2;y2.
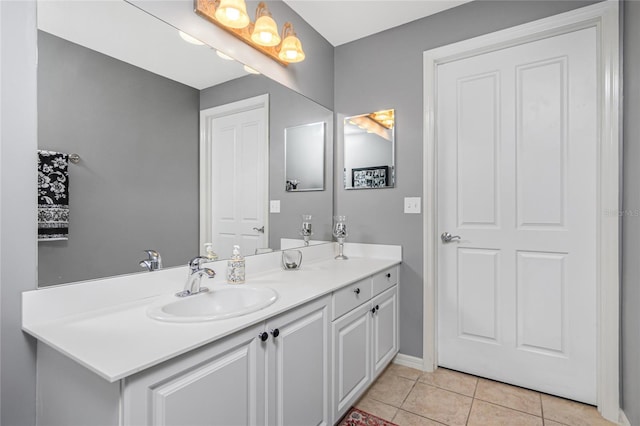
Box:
331;267;398;421
265;296;331;426
124;295;330;426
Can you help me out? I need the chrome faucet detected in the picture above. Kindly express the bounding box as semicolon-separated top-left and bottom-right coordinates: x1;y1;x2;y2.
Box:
139;250;163;271
176;256;216;297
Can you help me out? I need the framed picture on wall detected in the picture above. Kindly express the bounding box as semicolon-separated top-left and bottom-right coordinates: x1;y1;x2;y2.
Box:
352;166;389;188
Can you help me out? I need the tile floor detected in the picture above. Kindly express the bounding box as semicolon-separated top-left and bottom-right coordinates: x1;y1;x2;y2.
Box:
355;365;616;426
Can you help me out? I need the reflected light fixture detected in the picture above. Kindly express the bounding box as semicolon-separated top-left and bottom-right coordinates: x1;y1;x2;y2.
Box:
243;64;260;75
195;0;305;66
178;30;205;45
216;50;235;61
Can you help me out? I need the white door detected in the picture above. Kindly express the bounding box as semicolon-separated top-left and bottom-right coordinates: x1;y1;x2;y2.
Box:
437;27;597;403
202;102;268;258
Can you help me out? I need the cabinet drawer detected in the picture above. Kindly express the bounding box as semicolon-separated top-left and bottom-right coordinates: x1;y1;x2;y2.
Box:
332;278;372;320
372;267;398;296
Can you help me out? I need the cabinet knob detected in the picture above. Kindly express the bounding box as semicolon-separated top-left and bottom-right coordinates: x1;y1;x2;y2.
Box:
386;273;391;279
258;332;269;342
376;305;380;311
353;288;361;295
371;307;376;315
270;328;280;338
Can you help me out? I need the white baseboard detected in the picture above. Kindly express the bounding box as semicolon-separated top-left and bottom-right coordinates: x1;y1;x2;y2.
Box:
393;353;424;371
619;409;631;426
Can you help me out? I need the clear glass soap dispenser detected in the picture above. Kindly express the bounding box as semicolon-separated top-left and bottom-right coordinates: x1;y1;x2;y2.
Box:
227;245;245;284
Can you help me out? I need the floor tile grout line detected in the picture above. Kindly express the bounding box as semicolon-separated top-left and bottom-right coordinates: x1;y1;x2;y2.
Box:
472;395;544;418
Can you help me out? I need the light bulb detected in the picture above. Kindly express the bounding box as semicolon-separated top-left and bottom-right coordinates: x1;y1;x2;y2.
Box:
259;31;273;44
285;49;297;60
225;7;240;21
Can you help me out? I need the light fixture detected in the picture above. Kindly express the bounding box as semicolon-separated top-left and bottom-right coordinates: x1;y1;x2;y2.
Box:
195;0;305;66
216;50;235;61
178;30;205;46
243;64;260;75
278;22;305;63
251;3;281;47
214;0;250;29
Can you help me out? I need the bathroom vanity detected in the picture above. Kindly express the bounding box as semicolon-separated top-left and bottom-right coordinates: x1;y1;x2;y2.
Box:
23;243;401;426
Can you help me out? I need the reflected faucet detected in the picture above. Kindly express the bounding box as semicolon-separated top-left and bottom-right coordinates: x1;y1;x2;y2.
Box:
176;256;216;297
139;250;163;271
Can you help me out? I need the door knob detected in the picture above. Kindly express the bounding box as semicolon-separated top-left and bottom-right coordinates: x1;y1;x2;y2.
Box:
253;226;265;233
441;232;461;243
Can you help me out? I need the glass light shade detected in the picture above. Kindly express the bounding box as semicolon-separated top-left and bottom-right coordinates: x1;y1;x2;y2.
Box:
251;15;281;47
216;50;235;61
215;0;250;29
278;35;305;63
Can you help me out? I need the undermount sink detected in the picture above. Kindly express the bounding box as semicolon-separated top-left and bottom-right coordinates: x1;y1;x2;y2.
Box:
147;286;278;323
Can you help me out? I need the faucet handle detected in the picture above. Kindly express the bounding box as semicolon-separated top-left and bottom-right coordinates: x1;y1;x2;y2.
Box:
188;256;209;273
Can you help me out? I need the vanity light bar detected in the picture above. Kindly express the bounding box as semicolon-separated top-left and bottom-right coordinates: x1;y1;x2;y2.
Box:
194;0;305;66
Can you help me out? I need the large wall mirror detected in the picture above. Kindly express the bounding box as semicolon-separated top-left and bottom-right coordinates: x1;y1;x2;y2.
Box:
36;0;333;286
344;109;395;189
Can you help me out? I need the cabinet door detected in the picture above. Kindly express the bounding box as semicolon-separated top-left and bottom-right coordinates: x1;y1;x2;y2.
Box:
123;324;265;426
332;302;372;420
372;286;399;378
266;296;330;426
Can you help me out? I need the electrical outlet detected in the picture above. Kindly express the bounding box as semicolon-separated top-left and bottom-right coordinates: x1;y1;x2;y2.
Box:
404;197;421;214
270;200;280;213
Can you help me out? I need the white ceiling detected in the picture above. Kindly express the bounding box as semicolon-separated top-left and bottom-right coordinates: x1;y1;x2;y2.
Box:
283;0;472;46
37;0;470;90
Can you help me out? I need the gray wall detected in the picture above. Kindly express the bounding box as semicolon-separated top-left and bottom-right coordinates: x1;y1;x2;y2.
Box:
1;1;38;425
200;75;334;249
37;31;200;286
622;1;639;424
334;0;600;358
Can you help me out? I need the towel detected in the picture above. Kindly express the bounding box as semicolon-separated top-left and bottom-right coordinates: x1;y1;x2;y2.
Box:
38;150;70;241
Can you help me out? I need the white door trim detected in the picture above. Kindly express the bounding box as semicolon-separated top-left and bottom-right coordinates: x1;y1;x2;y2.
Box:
199;94;270;253
422;1;620;421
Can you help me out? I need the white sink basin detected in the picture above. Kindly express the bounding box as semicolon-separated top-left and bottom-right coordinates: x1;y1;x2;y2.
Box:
147;286;278;323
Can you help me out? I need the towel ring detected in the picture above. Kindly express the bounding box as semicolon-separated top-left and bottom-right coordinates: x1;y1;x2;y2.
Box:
69;153;80;164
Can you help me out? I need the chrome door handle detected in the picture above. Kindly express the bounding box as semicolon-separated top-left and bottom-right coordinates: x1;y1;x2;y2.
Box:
253;226;265;233
441;232;461;243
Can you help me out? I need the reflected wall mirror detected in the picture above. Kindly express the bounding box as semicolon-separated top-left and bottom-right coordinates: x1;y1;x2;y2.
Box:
285;122;325;192
343;109;395;189
36;0;334;287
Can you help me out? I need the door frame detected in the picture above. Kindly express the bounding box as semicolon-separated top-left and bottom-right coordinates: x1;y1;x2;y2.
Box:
199;94;270;254
422;1;620;421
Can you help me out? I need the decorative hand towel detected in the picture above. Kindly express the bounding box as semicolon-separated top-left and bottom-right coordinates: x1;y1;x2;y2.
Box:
38;150;70;241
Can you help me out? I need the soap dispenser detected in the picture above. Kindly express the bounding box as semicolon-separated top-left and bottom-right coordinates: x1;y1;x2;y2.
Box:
204;243;218;261
227;245;245;284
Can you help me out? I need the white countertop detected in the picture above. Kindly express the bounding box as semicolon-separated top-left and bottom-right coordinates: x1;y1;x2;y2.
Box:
23;243;401;382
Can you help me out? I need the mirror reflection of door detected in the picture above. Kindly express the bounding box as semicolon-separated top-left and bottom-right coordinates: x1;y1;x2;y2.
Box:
343;109;395;189
200;95;269;258
285;122;325;192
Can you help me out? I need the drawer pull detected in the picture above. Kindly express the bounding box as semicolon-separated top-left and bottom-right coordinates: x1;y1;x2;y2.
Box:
270;328;280;338
258;332;269;342
353;288;361;295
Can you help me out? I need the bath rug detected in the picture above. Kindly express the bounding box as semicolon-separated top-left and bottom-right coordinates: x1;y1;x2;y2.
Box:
338;407;398;426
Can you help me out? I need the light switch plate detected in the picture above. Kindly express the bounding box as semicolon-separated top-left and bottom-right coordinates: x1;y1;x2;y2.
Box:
270;200;280;213
404;197;421;214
